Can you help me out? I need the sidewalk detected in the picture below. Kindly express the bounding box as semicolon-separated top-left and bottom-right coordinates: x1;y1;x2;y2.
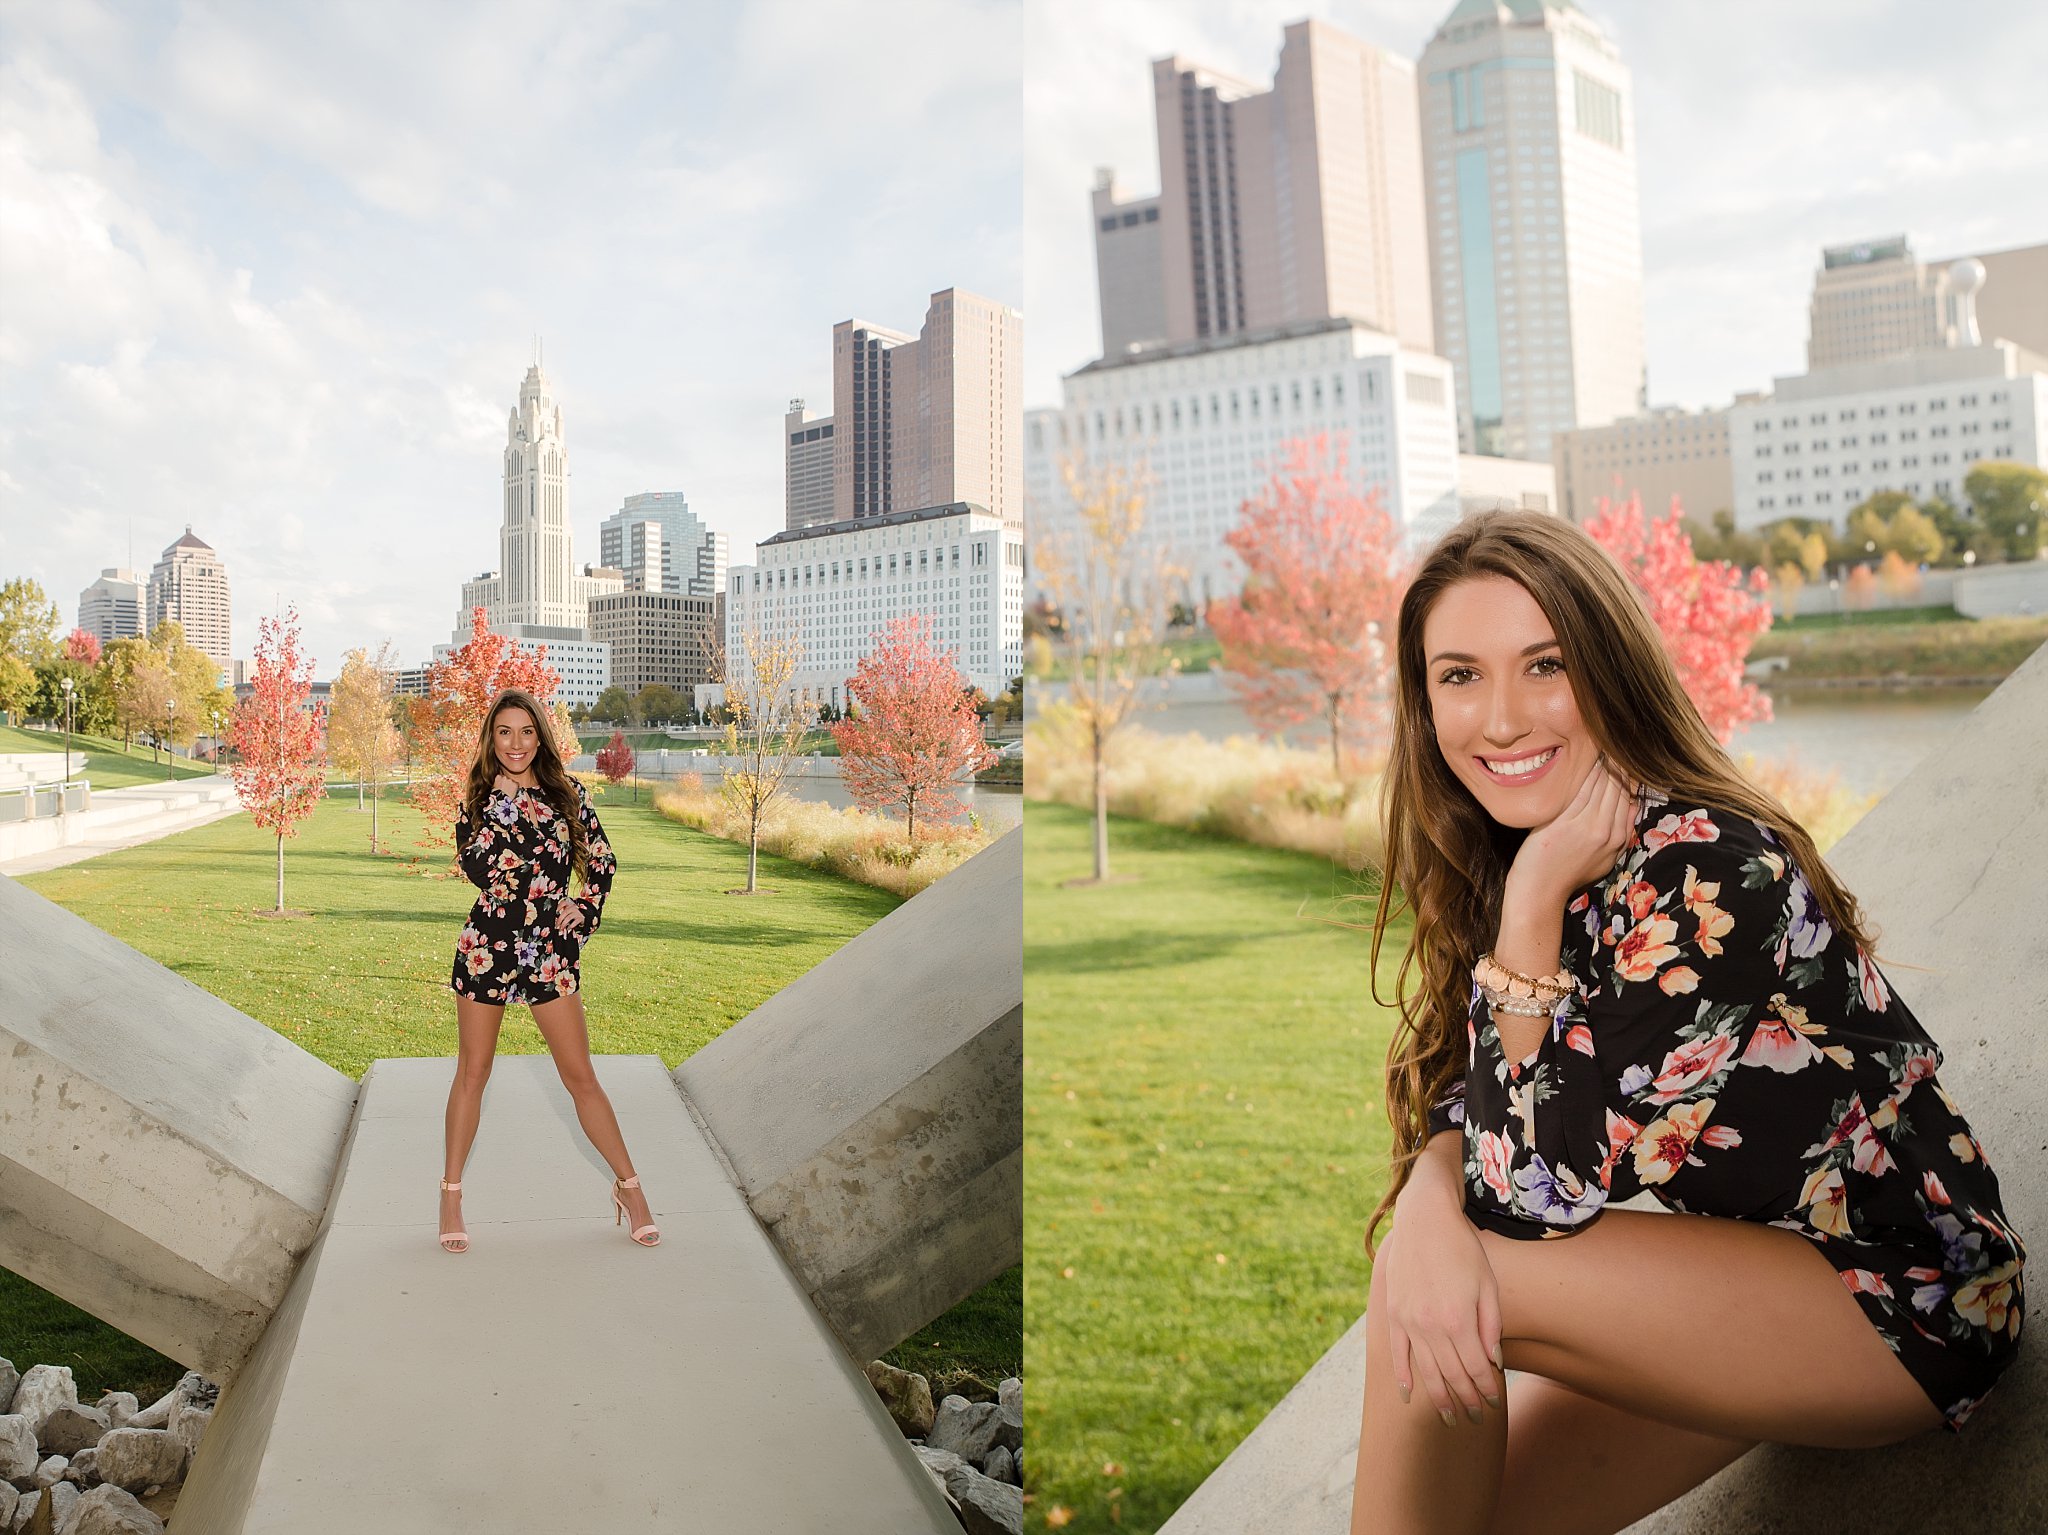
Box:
0;777;244;876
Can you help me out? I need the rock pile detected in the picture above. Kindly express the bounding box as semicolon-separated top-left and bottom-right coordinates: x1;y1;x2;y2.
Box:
1;1359;216;1534
865;1362;1023;1535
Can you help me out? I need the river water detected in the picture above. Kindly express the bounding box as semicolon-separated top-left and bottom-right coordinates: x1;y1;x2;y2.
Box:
1064;672;1991;801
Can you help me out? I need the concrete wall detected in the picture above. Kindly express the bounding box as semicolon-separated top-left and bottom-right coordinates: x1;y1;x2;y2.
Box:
1953;558;2048;617
1158;643;2048;1532
0;874;358;1380
674;826;1022;1362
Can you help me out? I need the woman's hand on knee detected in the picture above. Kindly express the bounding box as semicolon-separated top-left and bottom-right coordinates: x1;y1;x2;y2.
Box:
1378;1203;1505;1424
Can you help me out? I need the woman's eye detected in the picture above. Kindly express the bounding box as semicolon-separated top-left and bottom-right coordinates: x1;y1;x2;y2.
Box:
1531;655;1565;676
1438;667;1474;686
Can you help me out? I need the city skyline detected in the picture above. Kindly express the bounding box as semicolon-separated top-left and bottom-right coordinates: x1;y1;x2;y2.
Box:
1026;0;2048;415
1;0;1022;678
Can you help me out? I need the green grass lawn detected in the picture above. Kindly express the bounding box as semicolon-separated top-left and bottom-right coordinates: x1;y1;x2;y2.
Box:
4;784;1017;1406
1768;603;1962;631
1750;611;2048;680
1025;800;1400;1533
0;721;215;789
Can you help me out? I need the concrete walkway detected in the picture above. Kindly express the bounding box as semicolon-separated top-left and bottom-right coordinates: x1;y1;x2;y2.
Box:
173;1054;958;1534
0;776;243;876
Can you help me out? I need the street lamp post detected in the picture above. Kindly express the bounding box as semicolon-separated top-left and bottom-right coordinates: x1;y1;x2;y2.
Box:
59;676;74;806
212;709;224;774
165;697;177;781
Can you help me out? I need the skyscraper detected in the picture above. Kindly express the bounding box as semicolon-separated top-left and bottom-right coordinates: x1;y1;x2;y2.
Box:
1091;171;1167;357
78;568;145;646
1103;20;1434;356
599;492;727;599
1419;0;1645;461
784;400;837;531
827;288;1022;527
146;529;231;671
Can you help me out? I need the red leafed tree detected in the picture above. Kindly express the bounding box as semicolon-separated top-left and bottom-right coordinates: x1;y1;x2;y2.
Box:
411;606;579;853
1209;433;1408;776
596;727;637;802
1584;493;1774;745
63;628;102;666
228;605;328;914
831;615;997;842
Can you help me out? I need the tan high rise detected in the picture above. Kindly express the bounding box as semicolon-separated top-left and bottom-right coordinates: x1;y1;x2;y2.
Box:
146;528;231;673
829;288;1021;526
1145;20;1433;352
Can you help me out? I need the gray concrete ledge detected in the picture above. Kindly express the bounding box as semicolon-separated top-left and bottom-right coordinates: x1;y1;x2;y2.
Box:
676;825;1023;1361
0;873;357;1379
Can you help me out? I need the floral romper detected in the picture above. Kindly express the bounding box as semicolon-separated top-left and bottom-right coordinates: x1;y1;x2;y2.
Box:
449;778;617;1005
1426;788;2025;1431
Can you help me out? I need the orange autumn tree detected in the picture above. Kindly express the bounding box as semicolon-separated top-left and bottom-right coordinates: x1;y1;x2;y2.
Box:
1583;492;1774;745
832;614;997;842
1209;433;1408;777
228;605;328;914
411;606;578;857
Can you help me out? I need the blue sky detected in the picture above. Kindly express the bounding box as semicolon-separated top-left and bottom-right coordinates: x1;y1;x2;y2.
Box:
1;0;1021;674
1025;0;2048;408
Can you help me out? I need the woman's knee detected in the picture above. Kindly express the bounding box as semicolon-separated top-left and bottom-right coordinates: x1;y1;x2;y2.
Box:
452;1054;494;1094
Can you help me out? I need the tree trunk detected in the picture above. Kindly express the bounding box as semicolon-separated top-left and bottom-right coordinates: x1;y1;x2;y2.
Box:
1091;721;1109;882
370;763;381;853
275;832;285;913
747;807;760;894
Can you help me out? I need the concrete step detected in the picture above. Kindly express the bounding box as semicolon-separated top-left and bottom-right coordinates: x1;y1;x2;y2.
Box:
174;1055;959;1535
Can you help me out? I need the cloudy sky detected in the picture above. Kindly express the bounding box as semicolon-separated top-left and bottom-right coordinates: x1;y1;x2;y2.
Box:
1024;0;2048;408
1;0;1020;675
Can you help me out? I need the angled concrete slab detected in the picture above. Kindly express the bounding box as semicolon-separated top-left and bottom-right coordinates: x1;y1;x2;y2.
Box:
173;1056;958;1534
0;873;356;1378
676;825;1023;1361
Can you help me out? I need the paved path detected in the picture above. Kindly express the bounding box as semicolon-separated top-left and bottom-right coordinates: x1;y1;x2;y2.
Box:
0;778;243;876
174;1054;959;1534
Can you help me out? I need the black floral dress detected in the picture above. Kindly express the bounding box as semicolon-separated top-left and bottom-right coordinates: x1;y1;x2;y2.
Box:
1426;788;2025;1431
448;778;617;1005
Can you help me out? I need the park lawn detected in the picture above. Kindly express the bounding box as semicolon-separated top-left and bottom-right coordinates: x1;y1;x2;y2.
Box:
6;785;1017;1404
1025;800;1401;1534
0;721;215;789
1748;611;2048;680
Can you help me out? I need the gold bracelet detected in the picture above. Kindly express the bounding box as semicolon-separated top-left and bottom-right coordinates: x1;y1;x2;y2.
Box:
1474;952;1573;1002
1478;982;1556;1018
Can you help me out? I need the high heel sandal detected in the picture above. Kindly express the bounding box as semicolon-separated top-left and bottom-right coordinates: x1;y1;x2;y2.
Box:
439;1179;468;1254
611;1174;660;1246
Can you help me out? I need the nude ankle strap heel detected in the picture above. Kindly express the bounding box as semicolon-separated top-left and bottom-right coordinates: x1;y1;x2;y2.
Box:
438;1179;468;1254
611;1174;660;1246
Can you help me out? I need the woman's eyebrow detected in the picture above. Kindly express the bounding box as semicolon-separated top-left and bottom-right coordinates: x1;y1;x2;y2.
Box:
1426;638;1561;666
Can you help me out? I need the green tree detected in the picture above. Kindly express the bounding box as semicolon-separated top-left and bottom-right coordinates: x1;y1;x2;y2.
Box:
592;684;635;723
0;653;37;724
1965;461;2048;562
1884;503;1944;566
0;578;61;668
635;683;684;722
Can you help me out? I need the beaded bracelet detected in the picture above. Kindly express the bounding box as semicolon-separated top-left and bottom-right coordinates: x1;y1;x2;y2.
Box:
1473;951;1573;1003
1478;983;1557;1018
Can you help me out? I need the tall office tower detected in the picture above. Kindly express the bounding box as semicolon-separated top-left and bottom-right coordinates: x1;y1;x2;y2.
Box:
1145;21;1434;352
828;288;1022;527
598;492;725;598
145;529;231;670
1419;0;1646;462
784;400;837;531
458;363;620;637
78;568;145;645
1810;236;2048;369
1092;170;1168;357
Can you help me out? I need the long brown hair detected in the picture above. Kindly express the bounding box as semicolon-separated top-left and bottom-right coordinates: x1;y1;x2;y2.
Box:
1362;509;1876;1257
459;687;592;886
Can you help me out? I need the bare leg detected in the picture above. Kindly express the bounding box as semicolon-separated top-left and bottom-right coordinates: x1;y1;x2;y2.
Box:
1352;1209;1943;1535
442;996;504;1242
527;990;654;1233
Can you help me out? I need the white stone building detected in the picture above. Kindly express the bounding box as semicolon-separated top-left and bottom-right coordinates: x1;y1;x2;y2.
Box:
1025;318;1460;607
715;501;1022;715
78;568;145;646
1418;0;1645;462
599;491;727;599
1729;341;2046;529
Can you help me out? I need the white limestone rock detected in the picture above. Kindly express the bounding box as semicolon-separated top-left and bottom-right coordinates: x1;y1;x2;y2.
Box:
66;1483;164;1535
863;1360;936;1438
117;1396;169;1436
995;1376;1022;1453
165;1394;211;1465
43;1479;80;1531
6;1369;75;1438
30;1456;67;1490
37;1406;108;1459
0;1417;39;1483
88;1431;184;1495
937;1458;1023;1535
928;1395;1003;1463
0;1360;18;1416
981;1444;1015;1485
64;1448;99;1487
90;1396;136;1434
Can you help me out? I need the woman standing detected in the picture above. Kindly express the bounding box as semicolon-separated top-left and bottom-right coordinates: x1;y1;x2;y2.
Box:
435;687;660;1254
1350;512;2023;1534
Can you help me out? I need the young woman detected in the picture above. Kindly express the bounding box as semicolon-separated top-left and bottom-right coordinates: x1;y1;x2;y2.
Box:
1349;512;2024;1534
436;687;660;1254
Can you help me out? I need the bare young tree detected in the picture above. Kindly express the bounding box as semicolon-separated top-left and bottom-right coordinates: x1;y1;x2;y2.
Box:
716;622;819;895
1031;454;1184;884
